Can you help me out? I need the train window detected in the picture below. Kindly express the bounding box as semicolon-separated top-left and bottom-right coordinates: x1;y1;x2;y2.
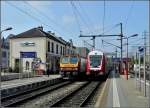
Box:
90;55;102;68
61;57;69;64
70;57;78;64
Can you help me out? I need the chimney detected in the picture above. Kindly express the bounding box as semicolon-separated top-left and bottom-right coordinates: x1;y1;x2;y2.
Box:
59;37;62;39
51;33;55;36
48;31;52;34
37;26;43;31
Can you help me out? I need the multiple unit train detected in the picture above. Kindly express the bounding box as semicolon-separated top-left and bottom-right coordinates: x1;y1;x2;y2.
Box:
59;50;112;78
86;50;109;76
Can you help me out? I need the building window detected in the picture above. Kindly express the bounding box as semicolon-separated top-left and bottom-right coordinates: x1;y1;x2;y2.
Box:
63;47;65;55
2;51;7;58
56;44;58;54
60;46;62;55
26;61;30;70
51;42;54;53
47;41;50;52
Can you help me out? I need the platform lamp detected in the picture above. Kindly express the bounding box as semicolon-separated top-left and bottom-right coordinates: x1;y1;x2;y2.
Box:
0;27;12;106
125;34;138;80
0;27;13;72
117;34;138;80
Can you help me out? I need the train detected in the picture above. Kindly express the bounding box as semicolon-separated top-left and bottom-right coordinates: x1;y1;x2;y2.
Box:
86;50;111;77
59;50;111;78
59;54;86;78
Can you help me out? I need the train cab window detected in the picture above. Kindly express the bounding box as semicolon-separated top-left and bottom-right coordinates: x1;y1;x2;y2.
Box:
61;57;69;64
90;55;102;67
70;57;78;64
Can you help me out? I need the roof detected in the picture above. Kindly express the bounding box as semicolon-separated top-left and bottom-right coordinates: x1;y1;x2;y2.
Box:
9;27;67;45
9;27;46;39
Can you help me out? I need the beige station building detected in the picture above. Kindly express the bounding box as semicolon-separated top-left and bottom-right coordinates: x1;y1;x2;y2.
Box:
9;26;76;73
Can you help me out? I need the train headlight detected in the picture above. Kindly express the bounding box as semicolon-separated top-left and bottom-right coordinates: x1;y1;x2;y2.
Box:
74;68;78;71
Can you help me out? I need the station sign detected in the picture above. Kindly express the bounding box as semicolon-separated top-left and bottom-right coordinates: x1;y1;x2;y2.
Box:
21;42;35;46
112;58;131;62
20;52;37;58
138;46;144;52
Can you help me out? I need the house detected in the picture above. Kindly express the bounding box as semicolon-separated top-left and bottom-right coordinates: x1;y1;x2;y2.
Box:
9;26;76;73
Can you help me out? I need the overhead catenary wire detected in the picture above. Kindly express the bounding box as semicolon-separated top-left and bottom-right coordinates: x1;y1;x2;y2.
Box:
85;22;119;35
102;0;106;35
124;0;135;31
70;1;82;33
70;1;93;35
6;1;63;37
77;2;95;34
23;1;74;38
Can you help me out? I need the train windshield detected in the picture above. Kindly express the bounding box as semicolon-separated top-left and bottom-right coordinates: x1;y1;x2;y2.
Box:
61;57;69;64
70;56;78;64
90;55;102;67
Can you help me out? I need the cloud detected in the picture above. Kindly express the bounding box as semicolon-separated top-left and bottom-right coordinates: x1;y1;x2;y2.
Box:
26;1;52;8
62;15;75;26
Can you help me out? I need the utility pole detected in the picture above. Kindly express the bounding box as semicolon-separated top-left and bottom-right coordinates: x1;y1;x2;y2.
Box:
79;23;121;49
91;36;96;48
126;37;129;80
125;34;138;80
143;31;147;97
139;50;141;91
120;23;123;75
116;48;118;58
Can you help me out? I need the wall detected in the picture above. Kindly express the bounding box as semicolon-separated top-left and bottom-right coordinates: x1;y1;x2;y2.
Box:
9;37;46;72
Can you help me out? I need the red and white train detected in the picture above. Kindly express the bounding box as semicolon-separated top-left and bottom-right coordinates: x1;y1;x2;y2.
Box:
86;50;110;76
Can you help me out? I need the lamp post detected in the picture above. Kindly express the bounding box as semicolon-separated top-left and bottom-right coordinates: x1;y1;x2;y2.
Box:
0;27;12;72
0;27;12;107
125;34;138;80
117;34;138;80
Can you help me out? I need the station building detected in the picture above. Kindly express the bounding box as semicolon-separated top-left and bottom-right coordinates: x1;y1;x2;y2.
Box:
9;26;76;73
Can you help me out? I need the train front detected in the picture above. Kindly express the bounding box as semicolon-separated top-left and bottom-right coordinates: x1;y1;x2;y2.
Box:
86;50;106;76
59;55;79;77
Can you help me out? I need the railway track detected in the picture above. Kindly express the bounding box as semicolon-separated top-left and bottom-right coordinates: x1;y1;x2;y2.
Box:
2;79;107;108
50;81;102;107
1;81;71;107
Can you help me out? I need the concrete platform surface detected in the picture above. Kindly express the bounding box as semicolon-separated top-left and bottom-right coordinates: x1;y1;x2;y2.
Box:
1;75;62;99
1;75;61;90
106;71;149;108
1;72;34;81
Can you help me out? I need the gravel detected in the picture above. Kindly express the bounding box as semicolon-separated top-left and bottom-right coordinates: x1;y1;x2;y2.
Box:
16;81;87;108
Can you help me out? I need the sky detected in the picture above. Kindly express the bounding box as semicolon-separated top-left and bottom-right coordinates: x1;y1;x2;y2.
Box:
1;1;149;57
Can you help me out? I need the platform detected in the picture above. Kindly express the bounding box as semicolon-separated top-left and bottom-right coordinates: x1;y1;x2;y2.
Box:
1;75;62;99
106;71;149;108
1;72;34;81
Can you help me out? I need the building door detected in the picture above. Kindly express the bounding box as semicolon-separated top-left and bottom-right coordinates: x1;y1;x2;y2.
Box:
25;61;30;70
14;59;20;73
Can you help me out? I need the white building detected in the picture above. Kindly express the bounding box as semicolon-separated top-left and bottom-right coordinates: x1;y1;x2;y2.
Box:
9;26;76;73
